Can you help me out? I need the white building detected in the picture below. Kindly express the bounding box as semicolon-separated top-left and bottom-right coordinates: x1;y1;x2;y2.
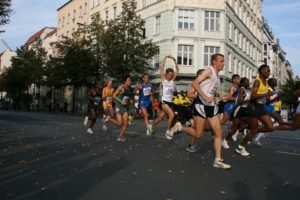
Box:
0;48;16;75
56;0;264;91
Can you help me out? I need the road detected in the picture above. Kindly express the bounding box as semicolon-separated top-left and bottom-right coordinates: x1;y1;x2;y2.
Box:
0;111;300;200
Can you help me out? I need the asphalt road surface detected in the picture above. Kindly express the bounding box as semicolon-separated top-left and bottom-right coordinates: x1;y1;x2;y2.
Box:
0;111;300;200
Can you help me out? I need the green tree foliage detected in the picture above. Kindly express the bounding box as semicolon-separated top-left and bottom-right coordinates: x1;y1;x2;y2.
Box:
0;0;12;26
280;70;298;106
104;0;158;80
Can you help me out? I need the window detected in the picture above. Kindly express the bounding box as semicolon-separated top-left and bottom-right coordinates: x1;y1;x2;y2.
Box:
263;43;268;56
228;52;232;72
204;11;220;32
239;32;242;48
233;57;237;74
73;10;76;22
141;0;146;8
204;46;220;66
154;48;160;68
178;9;195;30
79;6;82;17
105;10;109;22
234;28;238;45
67;13;70;24
94;0;100;6
113;6;117;19
62;17;65;27
84;3;87;14
155;15;161;35
178;45;194;66
229;21;233;40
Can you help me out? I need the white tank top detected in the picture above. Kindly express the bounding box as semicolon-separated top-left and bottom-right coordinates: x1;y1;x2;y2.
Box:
198;66;220;106
238;87;251;107
162;79;175;103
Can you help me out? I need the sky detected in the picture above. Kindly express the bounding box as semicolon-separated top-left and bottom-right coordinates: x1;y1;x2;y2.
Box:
0;0;299;76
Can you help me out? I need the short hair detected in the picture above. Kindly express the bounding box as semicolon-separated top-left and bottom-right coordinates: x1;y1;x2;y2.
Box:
239;77;249;87
123;74;132;82
142;73;148;78
166;68;174;74
268;78;276;85
196;69;205;77
258;64;269;74
211;53;224;65
231;74;240;81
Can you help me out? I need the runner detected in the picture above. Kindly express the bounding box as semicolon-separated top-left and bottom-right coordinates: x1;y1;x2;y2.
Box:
222;77;251;149
186;69;211;153
236;64;274;156
254;78;295;146
137;73;154;135
181;53;231;169
86;86;101;134
151;55;179;136
102;79;115;131
105;75;139;141
221;74;240;125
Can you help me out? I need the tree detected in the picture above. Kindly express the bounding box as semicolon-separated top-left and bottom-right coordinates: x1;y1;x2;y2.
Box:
0;0;12;27
86;13;107;81
55;31;98;112
280;70;297;106
104;0;158;80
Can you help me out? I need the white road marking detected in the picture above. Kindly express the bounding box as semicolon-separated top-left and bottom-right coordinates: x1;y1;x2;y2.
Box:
276;151;300;156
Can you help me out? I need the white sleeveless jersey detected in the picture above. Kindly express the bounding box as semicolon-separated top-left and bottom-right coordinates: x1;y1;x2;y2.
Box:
162;79;175;103
198;66;220;106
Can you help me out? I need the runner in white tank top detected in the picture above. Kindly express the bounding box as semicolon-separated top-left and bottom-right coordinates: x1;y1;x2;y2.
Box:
190;53;231;170
151;55;179;135
162;79;175;103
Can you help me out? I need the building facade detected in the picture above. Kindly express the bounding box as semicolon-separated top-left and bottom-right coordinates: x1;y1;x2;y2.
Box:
57;0;264;92
0;48;16;75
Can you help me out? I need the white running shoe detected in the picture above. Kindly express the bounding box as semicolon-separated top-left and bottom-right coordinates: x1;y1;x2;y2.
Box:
87;128;94;134
165;130;173;140
236;145;250;156
102;124;107;131
231;130;239;141
213;159;231;169
170;122;183;134
146;125;154;136
83;116;88;126
117;137;126;142
253;140;263;147
222;139;230;149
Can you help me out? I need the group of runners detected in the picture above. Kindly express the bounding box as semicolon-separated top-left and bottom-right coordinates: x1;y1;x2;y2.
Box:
83;53;300;170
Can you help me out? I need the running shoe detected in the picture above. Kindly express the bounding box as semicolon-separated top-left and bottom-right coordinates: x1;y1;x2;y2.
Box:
87;128;94;134
146;125;154;135
236;145;250;156
117;137;126;142
186;144;197;153
165;130;173;140
83;116;88;126
170;122;183;134
102;124;107;131
253;140;263;147
231;130;239;141
222;139;230;149
213;160;231;169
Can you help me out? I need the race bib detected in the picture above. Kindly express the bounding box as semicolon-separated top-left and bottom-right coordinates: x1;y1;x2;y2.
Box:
143;87;151;96
106;97;112;102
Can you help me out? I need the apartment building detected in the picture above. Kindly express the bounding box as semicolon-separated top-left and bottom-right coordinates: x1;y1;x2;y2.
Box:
57;0;264;91
0;48;16;75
